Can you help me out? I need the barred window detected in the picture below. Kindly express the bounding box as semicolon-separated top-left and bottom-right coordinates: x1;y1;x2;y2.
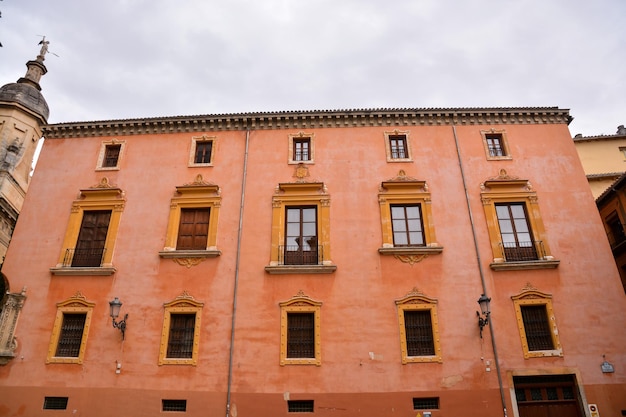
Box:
55;313;87;357
413;397;439;410
287;312;315;358
162;399;187;412
167;313;196;359
521;305;554;351
404;310;435;356
288;400;314;413
43;397;68;410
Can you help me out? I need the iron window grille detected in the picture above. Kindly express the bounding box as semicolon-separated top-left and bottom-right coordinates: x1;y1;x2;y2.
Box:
55;313;86;357
286;312;315;358
404;310;435;356
412;397;440;410
162;399;187;412
520;305;554;351
43;397;69;410
288;400;314;413
166;313;196;359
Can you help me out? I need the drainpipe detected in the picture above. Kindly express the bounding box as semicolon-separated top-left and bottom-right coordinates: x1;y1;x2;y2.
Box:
451;122;508;417
226;129;250;417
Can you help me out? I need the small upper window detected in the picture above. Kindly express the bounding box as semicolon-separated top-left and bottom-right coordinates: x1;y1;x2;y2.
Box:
189;135;216;166
384;130;412;162
103;144;121;167
289;132;315;164
481;129;511;160
293;138;311;162
96;140;125;170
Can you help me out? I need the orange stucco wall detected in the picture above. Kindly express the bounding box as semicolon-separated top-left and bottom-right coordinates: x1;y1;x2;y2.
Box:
0;117;625;417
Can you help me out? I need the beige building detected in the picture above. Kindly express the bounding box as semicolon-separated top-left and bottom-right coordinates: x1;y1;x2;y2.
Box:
573;125;626;198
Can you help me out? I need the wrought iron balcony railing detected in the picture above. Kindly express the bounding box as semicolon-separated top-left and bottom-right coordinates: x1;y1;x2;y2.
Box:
62;248;107;268
499;241;545;262
279;245;322;266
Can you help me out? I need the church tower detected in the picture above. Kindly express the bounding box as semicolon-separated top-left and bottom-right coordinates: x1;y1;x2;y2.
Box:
0;43;50;269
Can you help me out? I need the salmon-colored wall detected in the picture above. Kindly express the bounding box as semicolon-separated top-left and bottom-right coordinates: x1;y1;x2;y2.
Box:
1;120;625;417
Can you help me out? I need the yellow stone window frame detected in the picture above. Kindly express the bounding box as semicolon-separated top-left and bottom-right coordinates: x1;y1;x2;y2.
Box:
189;134;216;167
395;288;442;364
96;138;126;171
384;129;413;162
512;285;563;359
378;170;443;258
51;178;125;276
158;292;204;366
480;170;559;271
265;179;336;274
288;131;315;165
159;174;221;260
46;292;95;364
481;128;512;161
279;290;322;366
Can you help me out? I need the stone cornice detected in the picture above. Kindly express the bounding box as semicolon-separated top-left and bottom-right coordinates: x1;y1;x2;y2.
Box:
43;107;571;139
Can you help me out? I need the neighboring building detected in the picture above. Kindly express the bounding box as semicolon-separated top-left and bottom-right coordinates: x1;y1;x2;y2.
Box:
0;107;625;417
0;49;49;268
573;125;626;198
596;172;626;294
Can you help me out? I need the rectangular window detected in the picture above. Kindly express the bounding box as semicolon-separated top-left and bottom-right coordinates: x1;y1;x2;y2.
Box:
495;203;538;261
606;212;626;247
102;144;121;168
71;210;111;267
55;313;87;357
284;206;318;265
485;134;506;157
413;397;440;410
287;312;315;359
176;208;210;250
404;310;435;356
43;397;69;410
389;135;408;159
162;399;187;412
288;400;314;413
520;305;555;351
194;141;213;164
293;138;311;161
166;313;196;359
391;204;425;246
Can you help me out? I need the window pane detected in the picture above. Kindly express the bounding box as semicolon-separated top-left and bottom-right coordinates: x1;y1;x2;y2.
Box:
409;232;424;245
510;204;526;218
287;208;301;222
302;208;316;222
496;205;510;219
499;219;513;233
405;206;420;218
392;219;407;232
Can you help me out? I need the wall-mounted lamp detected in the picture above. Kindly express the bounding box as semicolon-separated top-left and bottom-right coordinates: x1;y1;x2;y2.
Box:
476;294;491;338
109;297;128;340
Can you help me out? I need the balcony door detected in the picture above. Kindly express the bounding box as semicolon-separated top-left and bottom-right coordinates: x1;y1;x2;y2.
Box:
72;210;111;267
284;206;318;265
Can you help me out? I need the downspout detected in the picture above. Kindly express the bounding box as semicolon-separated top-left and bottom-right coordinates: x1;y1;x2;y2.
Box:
451;121;508;417
226;129;250;417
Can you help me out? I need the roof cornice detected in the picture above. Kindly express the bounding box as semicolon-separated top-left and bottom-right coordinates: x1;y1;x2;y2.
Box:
43;107;571;139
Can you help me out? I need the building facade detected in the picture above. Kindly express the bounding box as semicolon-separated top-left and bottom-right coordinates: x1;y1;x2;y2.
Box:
0;108;625;417
574;125;626;198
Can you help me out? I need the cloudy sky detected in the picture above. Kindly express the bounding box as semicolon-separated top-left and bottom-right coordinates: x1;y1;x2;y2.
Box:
1;0;624;136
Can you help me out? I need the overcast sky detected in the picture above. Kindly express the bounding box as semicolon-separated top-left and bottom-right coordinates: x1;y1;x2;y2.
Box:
1;0;624;137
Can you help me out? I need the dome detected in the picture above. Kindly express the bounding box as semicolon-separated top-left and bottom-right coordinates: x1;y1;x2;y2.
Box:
0;82;49;122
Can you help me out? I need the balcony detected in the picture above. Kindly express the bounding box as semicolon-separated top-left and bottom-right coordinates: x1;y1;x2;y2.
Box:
490;240;559;271
50;248;116;276
265;245;336;274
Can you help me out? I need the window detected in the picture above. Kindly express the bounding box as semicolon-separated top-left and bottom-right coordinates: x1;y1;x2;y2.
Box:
495;203;536;261
378;171;442;261
177;208;210;250
293;138;311;162
279;291;322;366
512;285;562;359
46;292;94;364
481;169;558;270
384;130;412;162
620;146;626;161
51;178;125;275
189;135;216;166
391;204;424;246
158;292;203;365
606;211;626;248
288;400;314;413
284;206;318;265
71;210;111;267
96;139;125;170
159;175;221;262
43;397;69;410
481;129;511;160
395;288;442;364
413;397;440;410
266;176;335;274
289;132;315;164
162;399;187;412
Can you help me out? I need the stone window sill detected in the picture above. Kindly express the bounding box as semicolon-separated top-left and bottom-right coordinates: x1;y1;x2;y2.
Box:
159;249;221;259
378;246;444;256
490;259;560;271
50;266;116;276
265;264;337;275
